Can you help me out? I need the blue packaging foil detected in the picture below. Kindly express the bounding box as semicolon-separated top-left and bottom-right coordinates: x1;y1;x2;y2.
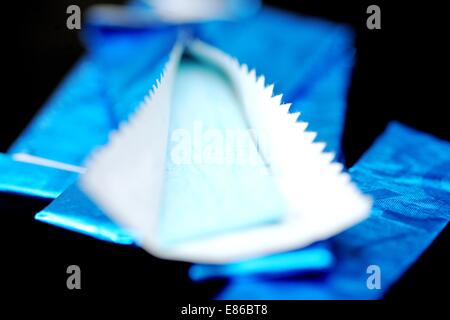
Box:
212;123;449;299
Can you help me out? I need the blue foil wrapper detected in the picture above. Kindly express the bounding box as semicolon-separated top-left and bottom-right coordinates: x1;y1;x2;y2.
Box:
213;123;449;299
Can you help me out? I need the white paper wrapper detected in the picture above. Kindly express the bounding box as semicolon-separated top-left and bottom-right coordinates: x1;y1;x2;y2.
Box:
80;39;372;264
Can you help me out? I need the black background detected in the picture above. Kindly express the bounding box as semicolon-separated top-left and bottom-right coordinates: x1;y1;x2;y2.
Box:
2;0;449;301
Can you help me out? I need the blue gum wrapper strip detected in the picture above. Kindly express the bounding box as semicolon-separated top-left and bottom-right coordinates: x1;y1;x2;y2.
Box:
189;242;334;281
213;122;450;299
0;154;78;199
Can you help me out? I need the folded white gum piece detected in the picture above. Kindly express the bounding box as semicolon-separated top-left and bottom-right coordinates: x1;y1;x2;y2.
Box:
80;39;372;264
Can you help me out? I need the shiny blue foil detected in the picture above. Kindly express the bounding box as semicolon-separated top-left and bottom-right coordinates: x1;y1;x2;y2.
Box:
0;154;77;199
213;123;450;299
